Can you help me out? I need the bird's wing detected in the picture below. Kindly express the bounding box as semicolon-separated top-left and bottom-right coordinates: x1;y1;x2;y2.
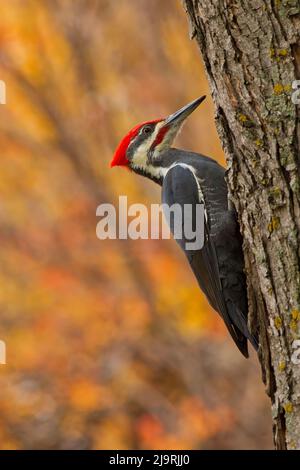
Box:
162;164;248;357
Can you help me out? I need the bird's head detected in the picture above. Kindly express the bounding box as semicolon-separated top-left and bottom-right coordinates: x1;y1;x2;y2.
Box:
110;96;206;180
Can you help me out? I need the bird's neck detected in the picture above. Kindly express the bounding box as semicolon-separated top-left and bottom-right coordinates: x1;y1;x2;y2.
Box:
131;163;164;185
130;149;173;185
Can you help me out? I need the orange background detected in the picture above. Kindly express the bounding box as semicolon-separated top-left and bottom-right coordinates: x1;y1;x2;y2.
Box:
0;0;271;449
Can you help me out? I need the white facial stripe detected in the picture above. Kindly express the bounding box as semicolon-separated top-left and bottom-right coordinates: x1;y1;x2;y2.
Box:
130;122;185;181
133;163;167;179
151;123;182;158
130;122;165;171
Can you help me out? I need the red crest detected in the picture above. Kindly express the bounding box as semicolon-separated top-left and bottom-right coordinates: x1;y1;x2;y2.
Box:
110;120;162;167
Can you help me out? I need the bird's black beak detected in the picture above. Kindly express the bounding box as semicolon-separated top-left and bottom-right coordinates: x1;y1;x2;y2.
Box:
164;96;206;126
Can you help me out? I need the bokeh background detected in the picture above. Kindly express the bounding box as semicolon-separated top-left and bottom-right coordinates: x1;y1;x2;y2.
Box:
0;0;272;449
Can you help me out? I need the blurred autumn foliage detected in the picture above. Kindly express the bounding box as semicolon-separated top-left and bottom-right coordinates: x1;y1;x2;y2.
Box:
0;0;272;449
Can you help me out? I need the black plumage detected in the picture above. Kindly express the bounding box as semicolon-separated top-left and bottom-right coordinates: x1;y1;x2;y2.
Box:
161;153;258;357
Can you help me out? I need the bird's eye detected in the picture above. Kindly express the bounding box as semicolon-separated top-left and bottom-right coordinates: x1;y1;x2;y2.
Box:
143;126;152;134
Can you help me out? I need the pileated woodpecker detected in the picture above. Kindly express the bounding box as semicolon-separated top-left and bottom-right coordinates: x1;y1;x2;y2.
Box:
111;96;258;357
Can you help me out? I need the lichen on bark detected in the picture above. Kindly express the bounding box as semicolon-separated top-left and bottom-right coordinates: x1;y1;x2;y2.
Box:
182;0;300;449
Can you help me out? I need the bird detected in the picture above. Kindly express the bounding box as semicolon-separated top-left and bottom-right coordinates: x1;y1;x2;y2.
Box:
110;96;258;357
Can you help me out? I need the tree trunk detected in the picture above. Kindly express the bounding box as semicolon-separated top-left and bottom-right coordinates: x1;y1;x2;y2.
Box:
182;0;300;450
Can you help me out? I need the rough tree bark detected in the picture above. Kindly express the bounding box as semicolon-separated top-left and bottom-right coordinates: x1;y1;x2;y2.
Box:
182;0;300;450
